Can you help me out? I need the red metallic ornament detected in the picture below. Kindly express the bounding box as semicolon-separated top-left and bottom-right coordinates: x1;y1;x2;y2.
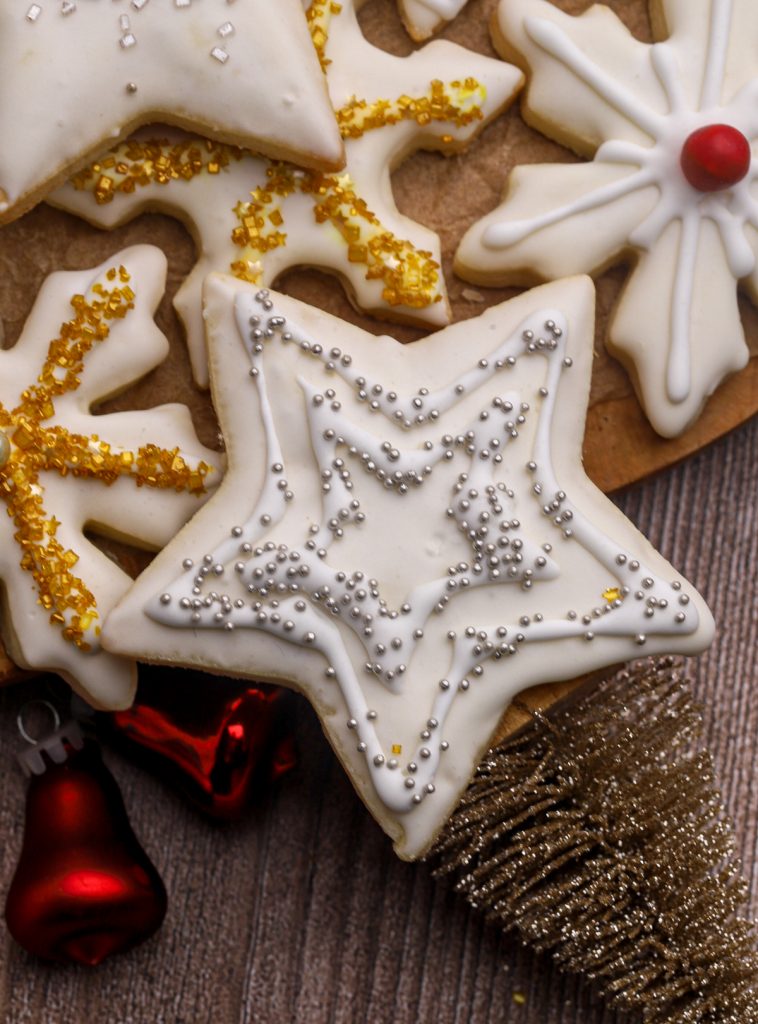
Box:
104;667;296;819
680;123;751;192
5;717;167;966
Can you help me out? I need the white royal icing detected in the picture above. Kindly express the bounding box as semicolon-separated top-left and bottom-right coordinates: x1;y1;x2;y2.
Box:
397;0;469;41
0;0;342;221
0;246;222;709
456;0;757;437
50;0;522;387
102;276;713;859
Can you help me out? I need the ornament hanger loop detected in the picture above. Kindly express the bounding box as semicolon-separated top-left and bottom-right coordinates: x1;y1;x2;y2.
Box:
17;700;61;746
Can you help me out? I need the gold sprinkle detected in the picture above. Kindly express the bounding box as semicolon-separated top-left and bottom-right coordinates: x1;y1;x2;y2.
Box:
306;0;342;70
337;78;487;139
65;1;490;319
391;744;402;755
231;165;440;309
0;271;212;649
70;137;245;205
603;586;622;603
347;243;368;263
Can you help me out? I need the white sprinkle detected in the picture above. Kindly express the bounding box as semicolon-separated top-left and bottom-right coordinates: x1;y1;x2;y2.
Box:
217;20;234;37
26;4;42;20
61;1;76;14
119;13;130;30
175;0;191;7
120;31;136;48
131;0;149;8
210;46;229;63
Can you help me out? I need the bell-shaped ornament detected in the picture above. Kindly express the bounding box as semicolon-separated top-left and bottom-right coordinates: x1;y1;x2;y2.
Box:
104;667;297;819
5;703;167;966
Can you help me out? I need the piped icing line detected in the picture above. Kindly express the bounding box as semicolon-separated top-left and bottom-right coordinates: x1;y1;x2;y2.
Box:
474;1;758;420
700;0;733;109
524;17;666;139
147;289;702;817
483;166;657;248
669;210;700;402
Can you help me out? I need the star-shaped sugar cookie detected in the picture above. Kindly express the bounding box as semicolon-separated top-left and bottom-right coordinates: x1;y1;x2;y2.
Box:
102;275;713;858
0;246;221;709
0;0;342;224
50;0;522;387
398;0;470;42
456;0;758;437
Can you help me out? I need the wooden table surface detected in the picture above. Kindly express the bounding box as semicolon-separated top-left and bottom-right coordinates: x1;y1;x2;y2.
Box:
0;413;754;1023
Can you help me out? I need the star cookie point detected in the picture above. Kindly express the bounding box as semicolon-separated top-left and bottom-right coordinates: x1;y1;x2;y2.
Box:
0;0;343;224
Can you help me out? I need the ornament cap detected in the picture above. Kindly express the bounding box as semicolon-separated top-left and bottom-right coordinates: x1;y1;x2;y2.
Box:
16;701;84;777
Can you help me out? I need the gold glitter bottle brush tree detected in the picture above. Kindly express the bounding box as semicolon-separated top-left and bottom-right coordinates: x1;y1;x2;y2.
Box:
432;658;758;1024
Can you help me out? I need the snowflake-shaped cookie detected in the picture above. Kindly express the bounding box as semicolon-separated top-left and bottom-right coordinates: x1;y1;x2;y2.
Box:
0;0;342;224
397;0;470;41
456;0;758;437
0;246;221;709
101;275;713;859
50;0;522;388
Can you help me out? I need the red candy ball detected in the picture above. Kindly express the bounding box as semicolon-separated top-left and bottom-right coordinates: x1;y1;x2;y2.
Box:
680;123;752;192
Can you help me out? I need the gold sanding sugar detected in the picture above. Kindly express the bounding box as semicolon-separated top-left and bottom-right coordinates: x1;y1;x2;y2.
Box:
0;268;211;649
